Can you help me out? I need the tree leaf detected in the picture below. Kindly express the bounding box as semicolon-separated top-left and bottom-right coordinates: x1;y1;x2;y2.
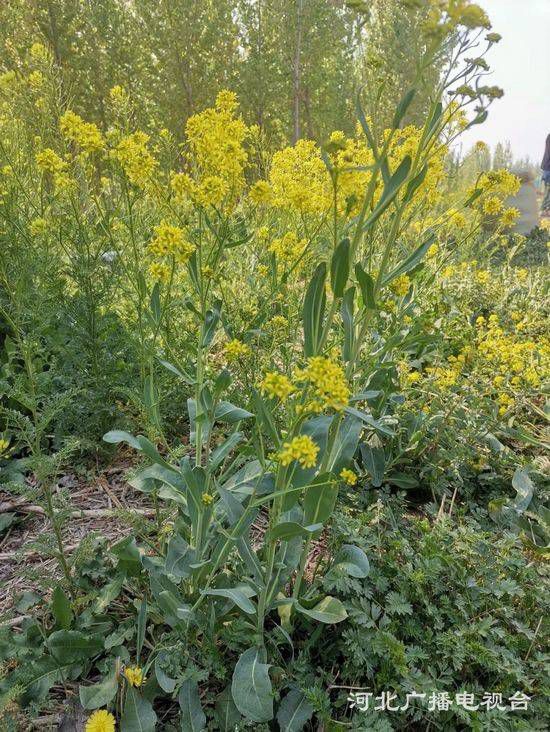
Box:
51;585;73;630
277;687;314;732
231;646;273;722
295;596;348;624
121;686;157;732
178;679;206;731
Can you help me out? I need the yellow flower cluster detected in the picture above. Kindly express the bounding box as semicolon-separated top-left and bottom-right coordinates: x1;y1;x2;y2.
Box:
148;261;171;283
425;366;460;389
184;90;248;204
249;180;274;205
36;148;66;174
201;492;214;506
260;372;295;401
477;316;546;389
85;709;115;732
278;435;319;468
340;468;357;485
268;232;307;264
124;665;145;687
390;274;411;297
293;356;350;412
60;110;104;153
269;139;331;214
149;222;195;264
113;131;157;187
224;339;251;361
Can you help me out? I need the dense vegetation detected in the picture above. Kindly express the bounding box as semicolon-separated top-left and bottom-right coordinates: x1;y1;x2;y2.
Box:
0;1;548;730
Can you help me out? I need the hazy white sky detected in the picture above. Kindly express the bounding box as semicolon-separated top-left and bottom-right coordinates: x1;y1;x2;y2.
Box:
459;0;550;165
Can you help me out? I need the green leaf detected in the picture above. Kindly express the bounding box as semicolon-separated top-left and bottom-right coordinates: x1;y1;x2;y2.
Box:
111;536;142;577
136;599;147;664
382;232;435;285
251;387;280;446
341;287;355;361
360;444;385;486
344;406;395;436
295;596;348;624
179;679;206;731
20;657;75;704
121;686;157;732
93;574;124;613
333;545;370;579
159;359;195;385
203;586;256;615
231;646;273;722
79;671;118;710
303;262;327;358
165;535;197;578
46;630;103;663
277;688;314;732
155;651;177;693
0;512;16;534
330;238;350;298
202;299;222;347
51;585;73;630
303;473;338;527
354;264;376;309
511;468;535;514
103;430;141;450
214;401;253;424
215;686;241;731
210;432;243;471
362;155;412;231
268;522;323;542
392;88;416;128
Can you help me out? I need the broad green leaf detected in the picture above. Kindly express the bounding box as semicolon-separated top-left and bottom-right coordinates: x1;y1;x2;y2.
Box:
344;406;395;436
268;522;323;542
303;473;337;527
136;599;147;664
79;671;118;710
386;472;418;489
159;359;194;385
214;401;253;424
121;686;157;732
51;585;73;630
327;415;363;475
277;687;314;732
202;299;222;347
341;287;355;361
333;545;370;578
165;535;197;578
382;232;435;285
21;657;75;705
93;574;124;613
203;586;256;615
354;264;376;309
330;238;350;298
136;435;178;472
155;651;176;693
215;685;241;731
302;262;327;358
231;646;273;722
511;468;535;514
360;444;385;486
111;537;142;577
295;596;348;624
47;630;103;663
392;88;416;128
179;679;206;731
103;430;141;450
251;387;280;446
210;431;243;471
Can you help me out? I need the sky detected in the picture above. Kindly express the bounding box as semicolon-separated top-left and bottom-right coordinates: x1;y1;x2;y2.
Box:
459;0;550;165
